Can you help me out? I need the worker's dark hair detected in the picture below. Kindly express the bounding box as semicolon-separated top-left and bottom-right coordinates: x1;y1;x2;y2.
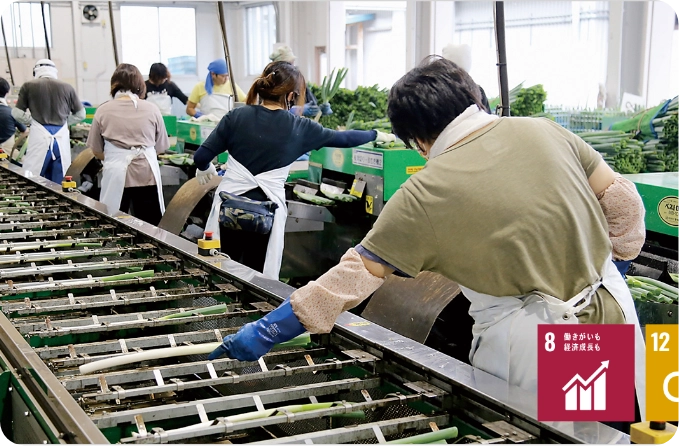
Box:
246;61;305;110
110;63;146;98
0;77;9;97
149;63;169;84
388;56;485;150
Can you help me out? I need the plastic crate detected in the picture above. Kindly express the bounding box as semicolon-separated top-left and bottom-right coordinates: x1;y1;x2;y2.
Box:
544;106;631;132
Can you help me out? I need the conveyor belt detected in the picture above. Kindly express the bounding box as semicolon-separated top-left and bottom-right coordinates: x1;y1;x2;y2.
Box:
0;162;628;444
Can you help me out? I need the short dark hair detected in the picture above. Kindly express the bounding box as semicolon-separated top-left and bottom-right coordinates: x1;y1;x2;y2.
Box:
388;56;485;150
110;63;146;98
246;61;306;109
149;63;169;83
0;77;9;97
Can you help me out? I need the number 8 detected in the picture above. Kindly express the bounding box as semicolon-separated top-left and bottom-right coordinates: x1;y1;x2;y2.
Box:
545;332;555;352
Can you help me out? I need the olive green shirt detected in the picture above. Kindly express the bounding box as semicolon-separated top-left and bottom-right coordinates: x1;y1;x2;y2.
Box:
361;117;624;324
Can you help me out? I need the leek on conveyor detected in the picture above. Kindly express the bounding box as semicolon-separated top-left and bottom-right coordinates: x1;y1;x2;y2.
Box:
78;333;312;374
293;190;334;206
320;190;358;202
0;240;102;253
158;153;194;166
5;270;155;291
386;427;459;444
627;275;678;304
0;245;117;265
157;303;227;320
151;401;364;437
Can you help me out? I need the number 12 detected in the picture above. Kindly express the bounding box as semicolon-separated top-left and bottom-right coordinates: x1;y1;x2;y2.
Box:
651;332;670;352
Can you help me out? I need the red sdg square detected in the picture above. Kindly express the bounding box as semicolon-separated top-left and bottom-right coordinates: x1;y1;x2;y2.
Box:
538;324;635;422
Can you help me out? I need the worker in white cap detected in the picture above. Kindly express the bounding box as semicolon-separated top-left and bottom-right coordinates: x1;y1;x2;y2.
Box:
441;43;490;112
269;45;326;118
12;59;85;182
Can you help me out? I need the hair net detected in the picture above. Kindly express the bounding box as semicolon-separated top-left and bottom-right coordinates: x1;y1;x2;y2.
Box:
441;43;472;72
34;59;58;79
270;46;296;63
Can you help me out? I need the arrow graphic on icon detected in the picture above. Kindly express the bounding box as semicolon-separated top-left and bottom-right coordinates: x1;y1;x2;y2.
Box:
562;361;609;391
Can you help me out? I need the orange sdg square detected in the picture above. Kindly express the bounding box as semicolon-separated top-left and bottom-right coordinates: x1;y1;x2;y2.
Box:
646;325;679;421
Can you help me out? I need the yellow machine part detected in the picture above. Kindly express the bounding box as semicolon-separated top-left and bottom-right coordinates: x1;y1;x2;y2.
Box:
197;239;220;250
630;422;677;444
61;180;77;190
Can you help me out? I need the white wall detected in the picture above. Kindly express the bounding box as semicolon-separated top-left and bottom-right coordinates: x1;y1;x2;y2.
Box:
0;0;675;110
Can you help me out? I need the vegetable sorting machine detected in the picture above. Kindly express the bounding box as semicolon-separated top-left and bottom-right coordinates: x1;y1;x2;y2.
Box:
0;161;628;444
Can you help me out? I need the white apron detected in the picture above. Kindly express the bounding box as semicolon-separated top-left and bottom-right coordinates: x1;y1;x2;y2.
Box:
99;140;166;216
22;120;70;179
205;155;289;280
200;93;233;119
464;255;646;419
146;92;173;115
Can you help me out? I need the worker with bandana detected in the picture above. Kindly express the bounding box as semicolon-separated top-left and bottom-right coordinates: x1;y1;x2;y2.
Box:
12;59;85;183
186;59;246;120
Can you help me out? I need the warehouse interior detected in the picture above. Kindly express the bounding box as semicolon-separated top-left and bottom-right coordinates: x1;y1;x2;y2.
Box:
0;0;677;444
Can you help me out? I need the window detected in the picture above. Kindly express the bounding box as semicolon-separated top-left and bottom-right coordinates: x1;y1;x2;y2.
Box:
344;1;407;90
121;6;196;76
454;1;610;107
246;4;276;76
1;2;51;48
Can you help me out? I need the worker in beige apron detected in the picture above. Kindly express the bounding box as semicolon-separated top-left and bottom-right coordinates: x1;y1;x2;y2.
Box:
97;92;166;218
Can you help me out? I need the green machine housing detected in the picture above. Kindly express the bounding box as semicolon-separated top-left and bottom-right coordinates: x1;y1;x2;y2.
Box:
176;120;217;147
623;173;678;239
308;144;426;216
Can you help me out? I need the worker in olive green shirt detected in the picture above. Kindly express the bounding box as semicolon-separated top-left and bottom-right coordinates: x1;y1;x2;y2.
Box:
207;57;647;419
186;59;246;119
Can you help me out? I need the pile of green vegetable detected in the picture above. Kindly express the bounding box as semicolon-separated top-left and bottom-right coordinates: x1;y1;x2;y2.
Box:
575;130;645;174
346;117;391;132
627;275;678;305
510;84;548;117
488;83;547;117
608;96;678;172
640;98;678;172
309;83;389;130
488;83;523;113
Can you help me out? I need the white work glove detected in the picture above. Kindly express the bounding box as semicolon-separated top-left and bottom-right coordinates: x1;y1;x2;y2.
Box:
191;113;221;123
375;130;396;144
196;163;217;185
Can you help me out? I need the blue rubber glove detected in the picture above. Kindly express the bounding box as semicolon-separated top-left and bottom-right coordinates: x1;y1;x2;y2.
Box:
303;104;321;117
193;111;204;119
320;103;333;115
208;299;306;361
613;259;632;277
